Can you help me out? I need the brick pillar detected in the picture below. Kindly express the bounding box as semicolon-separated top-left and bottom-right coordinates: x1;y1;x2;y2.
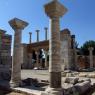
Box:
44;27;48;40
9;18;28;87
88;47;94;68
29;32;32;44
44;0;67;95
36;30;40;42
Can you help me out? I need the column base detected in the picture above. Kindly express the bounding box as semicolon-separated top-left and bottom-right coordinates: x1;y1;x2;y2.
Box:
10;80;21;88
41;87;63;95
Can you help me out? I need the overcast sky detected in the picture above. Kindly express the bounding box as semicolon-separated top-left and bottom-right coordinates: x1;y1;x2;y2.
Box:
0;0;95;48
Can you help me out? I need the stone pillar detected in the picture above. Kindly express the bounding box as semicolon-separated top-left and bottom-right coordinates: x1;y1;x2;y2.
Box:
44;27;48;40
36;30;40;42
88;47;94;68
44;0;67;95
35;51;39;68
29;32;32;44
28;53;32;69
71;35;77;70
45;50;48;68
9;18;28;87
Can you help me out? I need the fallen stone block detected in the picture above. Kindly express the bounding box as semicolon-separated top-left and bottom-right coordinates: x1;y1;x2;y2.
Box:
74;81;91;94
66;73;74;77
78;73;88;77
78;78;91;83
64;77;79;85
63;83;79;95
88;73;95;78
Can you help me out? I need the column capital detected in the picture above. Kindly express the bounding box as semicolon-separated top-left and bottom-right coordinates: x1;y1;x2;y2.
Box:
88;47;94;51
44;0;67;18
71;35;75;39
9;18;28;30
44;27;48;30
36;30;40;32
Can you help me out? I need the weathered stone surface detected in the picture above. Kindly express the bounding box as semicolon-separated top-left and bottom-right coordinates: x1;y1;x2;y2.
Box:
44;0;67;94
45;87;63;95
79;73;88;77
44;27;48;40
0;65;11;81
22;78;38;86
63;83;79;95
74;81;91;94
88;73;95;78
88;47;94;68
9;18;28;87
78;78;91;83
64;77;79;85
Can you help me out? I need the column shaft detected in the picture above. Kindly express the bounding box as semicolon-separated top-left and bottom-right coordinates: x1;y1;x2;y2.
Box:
45;27;48;40
29;32;32;44
36;30;39;42
36;51;39;68
11;29;22;86
49;17;61;88
45;51;47;68
9;18;28;87
89;50;93;68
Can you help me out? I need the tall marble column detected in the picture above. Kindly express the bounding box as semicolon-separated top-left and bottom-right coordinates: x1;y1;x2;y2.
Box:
36;30;40;42
44;0;67;95
44;27;48;40
9;18;28;87
88;47;94;68
29;32;32;44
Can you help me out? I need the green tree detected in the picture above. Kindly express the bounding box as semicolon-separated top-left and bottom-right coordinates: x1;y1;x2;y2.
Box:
81;40;95;55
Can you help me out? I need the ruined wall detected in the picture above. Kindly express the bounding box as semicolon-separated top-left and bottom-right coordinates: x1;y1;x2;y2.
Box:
77;55;95;69
0;29;12;66
60;29;76;71
20;44;28;69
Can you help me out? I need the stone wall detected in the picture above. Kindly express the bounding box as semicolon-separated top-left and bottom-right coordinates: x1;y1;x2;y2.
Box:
60;29;76;71
0;29;12;66
77;55;95;69
20;44;28;69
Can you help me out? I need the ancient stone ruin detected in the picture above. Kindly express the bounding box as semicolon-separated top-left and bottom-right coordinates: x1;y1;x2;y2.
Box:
0;0;95;95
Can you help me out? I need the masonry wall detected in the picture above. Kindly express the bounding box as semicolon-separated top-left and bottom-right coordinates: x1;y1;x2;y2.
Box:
0;30;12;66
77;55;95;69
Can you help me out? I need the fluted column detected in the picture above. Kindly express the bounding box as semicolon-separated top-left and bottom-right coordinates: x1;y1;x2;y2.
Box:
44;0;67;95
36;30;39;42
9;18;28;87
29;32;32;44
44;27;48;40
88;47;94;68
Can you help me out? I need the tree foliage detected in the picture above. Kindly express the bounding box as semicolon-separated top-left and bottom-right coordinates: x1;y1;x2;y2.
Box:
81;40;95;55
